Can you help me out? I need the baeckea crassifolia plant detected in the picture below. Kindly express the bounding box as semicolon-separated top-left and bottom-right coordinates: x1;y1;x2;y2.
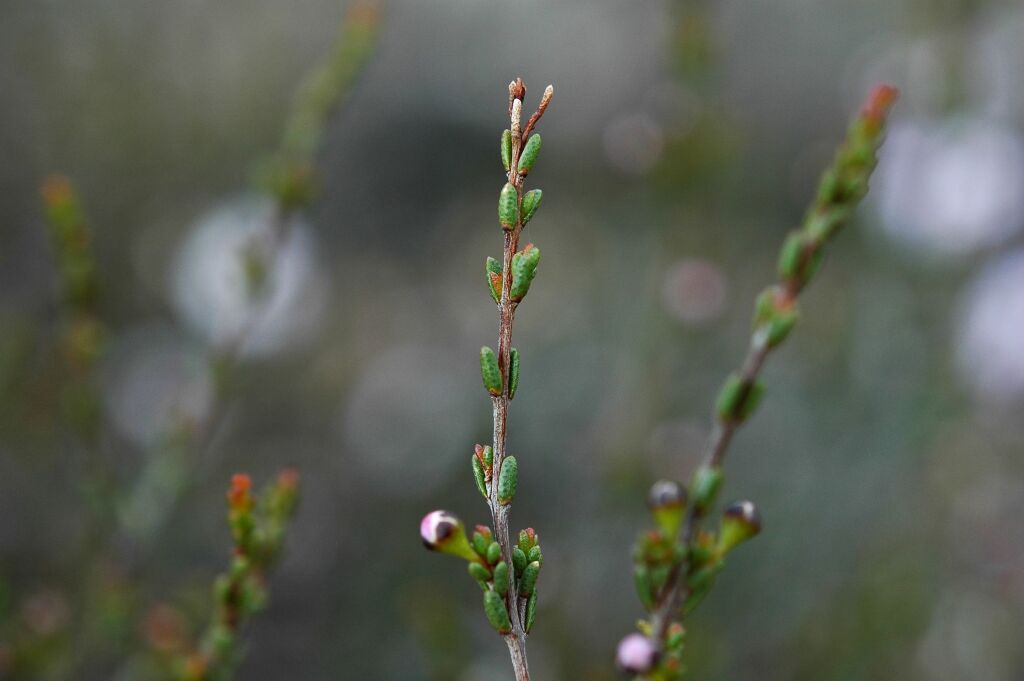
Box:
617;84;899;679
419;77;553;681
419;80;897;680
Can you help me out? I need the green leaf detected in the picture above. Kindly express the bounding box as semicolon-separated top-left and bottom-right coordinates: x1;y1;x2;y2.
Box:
519;561;540;597
518;134;542;174
510;244;541;302
508;348;520;399
498;456;518;505
689;464;723;516
498;182;518;229
492;561;509;596
512;547;527;576
714;373;764;423
525;591;538;633
521;189;542;224
486;257;502;304
483;590;512;634
500;129;512;172
634;564;655;610
468;561;491;589
480;346;502;396
472;455;488;499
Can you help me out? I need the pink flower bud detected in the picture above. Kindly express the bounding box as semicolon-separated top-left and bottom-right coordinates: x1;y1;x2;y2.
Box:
616;633;658;674
420;510;461;548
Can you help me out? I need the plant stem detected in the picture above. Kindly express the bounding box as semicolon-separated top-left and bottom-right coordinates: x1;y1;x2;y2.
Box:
489;83;530;681
487;78;552;681
647;319;778;643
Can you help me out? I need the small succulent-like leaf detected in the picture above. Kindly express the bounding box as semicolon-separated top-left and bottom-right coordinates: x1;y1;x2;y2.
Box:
689;464;723;516
498;456;518;505
483;590;512;634
714;373;764;423
486;257;503;304
480;346;502;396
525;591;538;633
498;182;518;229
519;561;540;597
518;134;542;174
492;561;509;596
634;564;655;610
521;189;542;224
468;561;491;589
500;129;512;172
512;547;527;576
510;244;540;301
508;348;520;399
486;541;502;565
472;455;488;499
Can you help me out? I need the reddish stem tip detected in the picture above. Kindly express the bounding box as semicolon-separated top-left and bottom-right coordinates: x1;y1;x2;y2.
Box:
862;84;899;124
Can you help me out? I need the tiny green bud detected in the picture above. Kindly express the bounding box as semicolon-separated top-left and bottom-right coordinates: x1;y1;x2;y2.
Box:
508;348;520;399
468;561;491;589
525;591;538;633
512;546;527;576
519;561;540;597
492;561;510;596
717;500;762;554
498;456;518;505
527;545;542;565
510;243;541;302
689;465;723;516
498;182;518;229
753;286;799;348
715;373;764;423
486;541;502;565
480;346;502;396
471;455;488;499
518;527;538;552
420;510;478;561
647;480;687;538
486;257;502;304
521;189;542;225
482;445;493;468
500;129;512;172
518;134;542;174
483;590;512;634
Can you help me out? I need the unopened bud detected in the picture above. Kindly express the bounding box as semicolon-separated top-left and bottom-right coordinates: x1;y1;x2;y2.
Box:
616;633;659;674
717;500;762;554
420;510;478;561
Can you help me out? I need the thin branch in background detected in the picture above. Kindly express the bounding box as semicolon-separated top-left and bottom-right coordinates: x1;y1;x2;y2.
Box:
166;470;300;681
117;0;383;550
618;85;899;679
420;78;553;681
39;176;107;508
6;3;382;680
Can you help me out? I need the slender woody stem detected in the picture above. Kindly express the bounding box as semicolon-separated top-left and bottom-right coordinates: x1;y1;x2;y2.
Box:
648;324;776;643
643;87;899;649
487;78;550;681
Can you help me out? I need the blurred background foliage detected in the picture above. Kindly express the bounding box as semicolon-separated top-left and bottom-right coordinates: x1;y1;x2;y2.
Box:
1;0;1024;679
